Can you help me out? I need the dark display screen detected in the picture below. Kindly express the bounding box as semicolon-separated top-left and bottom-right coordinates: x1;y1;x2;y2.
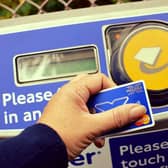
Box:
15;46;98;84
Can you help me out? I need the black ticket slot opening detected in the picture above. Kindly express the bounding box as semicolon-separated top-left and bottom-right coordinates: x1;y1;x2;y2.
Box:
105;21;168;107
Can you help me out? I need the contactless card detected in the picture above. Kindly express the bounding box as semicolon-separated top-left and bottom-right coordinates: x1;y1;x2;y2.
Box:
87;80;155;136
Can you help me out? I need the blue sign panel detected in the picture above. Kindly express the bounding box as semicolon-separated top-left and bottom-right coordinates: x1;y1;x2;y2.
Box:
0;2;168;135
109;129;168;168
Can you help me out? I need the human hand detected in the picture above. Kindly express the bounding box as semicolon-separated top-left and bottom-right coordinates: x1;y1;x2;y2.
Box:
38;73;146;160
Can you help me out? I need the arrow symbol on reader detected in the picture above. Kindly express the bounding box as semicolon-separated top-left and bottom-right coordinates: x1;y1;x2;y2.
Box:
134;47;161;65
134;47;168;73
95;96;129;112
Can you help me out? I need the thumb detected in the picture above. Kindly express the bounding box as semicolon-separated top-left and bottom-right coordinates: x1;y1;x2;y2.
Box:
92;104;146;136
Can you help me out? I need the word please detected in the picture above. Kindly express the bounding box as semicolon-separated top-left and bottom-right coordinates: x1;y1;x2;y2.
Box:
2;91;53;107
120;141;168;156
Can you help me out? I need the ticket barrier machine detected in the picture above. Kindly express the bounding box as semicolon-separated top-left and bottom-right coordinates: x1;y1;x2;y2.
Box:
0;0;168;167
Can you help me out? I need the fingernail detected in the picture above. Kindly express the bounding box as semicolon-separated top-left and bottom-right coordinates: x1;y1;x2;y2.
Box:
129;105;146;121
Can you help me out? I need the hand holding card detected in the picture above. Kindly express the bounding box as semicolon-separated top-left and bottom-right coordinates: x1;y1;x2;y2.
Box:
87;80;155;136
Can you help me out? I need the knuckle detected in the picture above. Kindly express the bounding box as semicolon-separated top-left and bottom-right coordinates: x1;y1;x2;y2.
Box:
112;109;124;129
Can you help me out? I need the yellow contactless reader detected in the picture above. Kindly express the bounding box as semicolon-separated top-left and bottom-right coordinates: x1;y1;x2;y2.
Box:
106;22;168;106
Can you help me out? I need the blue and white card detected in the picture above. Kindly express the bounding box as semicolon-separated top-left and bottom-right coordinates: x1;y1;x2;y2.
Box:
87;80;155;136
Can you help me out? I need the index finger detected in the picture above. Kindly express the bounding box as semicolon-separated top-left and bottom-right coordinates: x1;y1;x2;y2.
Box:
69;73;115;102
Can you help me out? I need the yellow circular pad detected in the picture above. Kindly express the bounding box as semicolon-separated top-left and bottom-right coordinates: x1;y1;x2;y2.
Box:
121;25;168;91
